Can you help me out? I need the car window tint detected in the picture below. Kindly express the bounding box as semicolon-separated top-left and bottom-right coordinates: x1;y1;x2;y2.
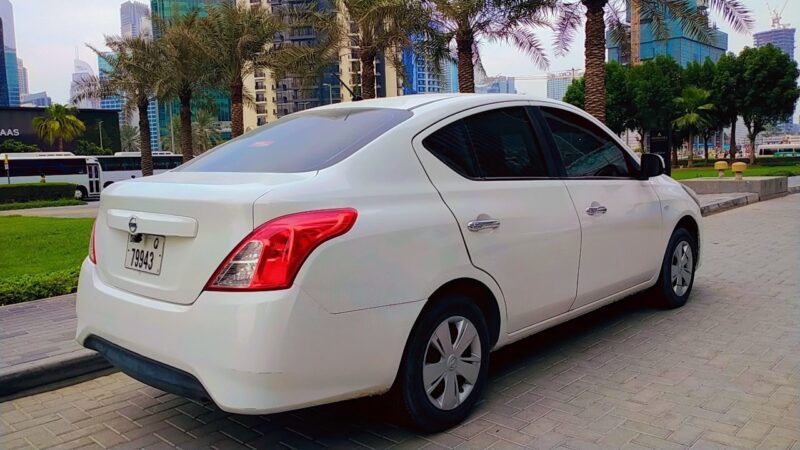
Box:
422;120;479;178
541;107;632;178
176;108;412;173
463;107;547;178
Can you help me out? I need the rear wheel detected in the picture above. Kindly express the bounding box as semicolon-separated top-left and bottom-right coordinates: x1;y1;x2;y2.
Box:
75;186;87;200
652;228;697;309
397;294;489;432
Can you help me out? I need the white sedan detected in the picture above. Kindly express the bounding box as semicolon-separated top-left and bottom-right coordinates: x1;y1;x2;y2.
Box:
76;94;702;431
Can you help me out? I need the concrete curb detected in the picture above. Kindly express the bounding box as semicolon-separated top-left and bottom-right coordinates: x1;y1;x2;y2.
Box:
0;351;113;399
700;193;760;216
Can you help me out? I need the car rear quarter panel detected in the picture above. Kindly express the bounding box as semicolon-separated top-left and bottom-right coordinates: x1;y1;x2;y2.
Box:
252;123;506;316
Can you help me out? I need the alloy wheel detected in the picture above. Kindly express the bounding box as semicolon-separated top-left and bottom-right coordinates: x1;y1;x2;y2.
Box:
423;316;482;411
670;241;693;297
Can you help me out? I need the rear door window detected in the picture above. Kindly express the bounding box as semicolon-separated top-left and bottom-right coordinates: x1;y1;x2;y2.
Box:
176;108;412;173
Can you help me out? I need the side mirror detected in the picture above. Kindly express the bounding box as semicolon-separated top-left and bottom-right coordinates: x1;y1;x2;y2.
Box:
639;153;665;180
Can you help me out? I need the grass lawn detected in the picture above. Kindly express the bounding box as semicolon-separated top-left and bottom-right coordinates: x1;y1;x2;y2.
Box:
0;216;94;305
671;164;800;180
0;199;85;211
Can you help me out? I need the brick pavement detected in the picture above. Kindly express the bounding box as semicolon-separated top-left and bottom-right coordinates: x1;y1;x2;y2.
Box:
1;195;798;449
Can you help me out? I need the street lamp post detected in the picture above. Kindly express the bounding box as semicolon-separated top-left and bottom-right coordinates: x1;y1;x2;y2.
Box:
323;83;333;105
98;120;104;152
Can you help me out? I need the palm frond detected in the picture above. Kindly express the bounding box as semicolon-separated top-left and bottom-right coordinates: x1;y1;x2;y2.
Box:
708;0;753;33
553;1;584;57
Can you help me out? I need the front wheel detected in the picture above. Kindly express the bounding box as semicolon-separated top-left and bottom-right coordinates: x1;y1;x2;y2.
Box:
397;294;490;432
652;228;697;309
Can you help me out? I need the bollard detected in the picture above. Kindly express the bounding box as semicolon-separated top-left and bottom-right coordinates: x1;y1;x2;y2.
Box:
732;162;746;181
714;161;729;178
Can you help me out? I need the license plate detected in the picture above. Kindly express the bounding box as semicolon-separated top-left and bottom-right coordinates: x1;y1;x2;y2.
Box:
124;234;165;275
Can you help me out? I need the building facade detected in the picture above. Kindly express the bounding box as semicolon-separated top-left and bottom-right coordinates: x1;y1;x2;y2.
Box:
475;76;516;94
151;0;231;145
121;1;153;39
98;53;126;129
241;0;401;130
401;48;458;95
754;21;796;132
70;57;100;109
0;19;7;106
15;56;25;96
547;69;583;101
607;0;728;67
20;91;51;107
0;0;18;106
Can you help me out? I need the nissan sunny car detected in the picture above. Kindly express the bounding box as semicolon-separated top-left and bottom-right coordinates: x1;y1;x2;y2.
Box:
77;94;702;431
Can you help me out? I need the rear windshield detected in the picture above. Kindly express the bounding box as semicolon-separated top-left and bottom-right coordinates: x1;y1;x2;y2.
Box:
176;107;413;173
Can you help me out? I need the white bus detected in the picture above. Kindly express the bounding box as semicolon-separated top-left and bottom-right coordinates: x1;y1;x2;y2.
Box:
94;152;183;187
0;152;101;200
757;143;800;158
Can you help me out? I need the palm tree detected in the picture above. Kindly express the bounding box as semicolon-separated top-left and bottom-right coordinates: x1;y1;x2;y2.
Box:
192;110;222;155
204;3;284;137
424;0;554;93
72;36;161;175
32;104;86;152
339;0;445;99
156;10;216;162
673;86;713;168
554;0;752;123
120;125;141;152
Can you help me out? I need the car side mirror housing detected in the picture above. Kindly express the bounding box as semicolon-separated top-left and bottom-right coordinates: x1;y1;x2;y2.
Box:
639;153;665;180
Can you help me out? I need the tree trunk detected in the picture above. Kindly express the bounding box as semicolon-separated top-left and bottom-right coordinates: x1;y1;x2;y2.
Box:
583;2;606;123
703;135;709;163
58;138;64;153
456;30;474;93
179;90;193;163
231;78;244;138
729;119;736;164
137;97;153;177
360;48;377;100
749;134;756;165
687;133;693;167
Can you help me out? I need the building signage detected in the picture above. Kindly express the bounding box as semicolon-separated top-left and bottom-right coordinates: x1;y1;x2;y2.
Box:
0;128;20;137
0;107;120;151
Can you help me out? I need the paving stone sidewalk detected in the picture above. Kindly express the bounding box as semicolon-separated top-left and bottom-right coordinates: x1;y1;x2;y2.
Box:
0;184;798;449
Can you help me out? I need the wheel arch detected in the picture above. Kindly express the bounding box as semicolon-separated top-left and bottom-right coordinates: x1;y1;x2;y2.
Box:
426;278;502;348
674;214;700;257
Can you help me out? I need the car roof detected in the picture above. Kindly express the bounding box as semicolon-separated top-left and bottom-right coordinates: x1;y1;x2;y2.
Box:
313;93;577;112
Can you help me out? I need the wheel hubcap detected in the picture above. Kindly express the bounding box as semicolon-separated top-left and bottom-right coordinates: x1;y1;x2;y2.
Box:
423;316;481;411
670;241;693;296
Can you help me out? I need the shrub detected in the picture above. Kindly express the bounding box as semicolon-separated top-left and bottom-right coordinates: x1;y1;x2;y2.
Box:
0;268;80;306
0;183;77;203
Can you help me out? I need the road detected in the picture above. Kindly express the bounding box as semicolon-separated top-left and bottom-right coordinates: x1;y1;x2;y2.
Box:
1;195;799;449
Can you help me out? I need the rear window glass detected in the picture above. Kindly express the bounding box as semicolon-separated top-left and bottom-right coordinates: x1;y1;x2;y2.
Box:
176;108;412;173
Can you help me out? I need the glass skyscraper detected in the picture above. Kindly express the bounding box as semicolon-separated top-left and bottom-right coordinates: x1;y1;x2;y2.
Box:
607;0;728;67
0;0;19;106
754;28;795;61
401;48;458;95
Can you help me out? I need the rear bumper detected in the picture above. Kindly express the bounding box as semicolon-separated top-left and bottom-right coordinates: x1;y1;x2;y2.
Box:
76;260;425;414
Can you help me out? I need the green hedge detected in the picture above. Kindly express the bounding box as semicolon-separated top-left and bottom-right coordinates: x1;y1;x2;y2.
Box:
0;268;80;306
0;183;77;203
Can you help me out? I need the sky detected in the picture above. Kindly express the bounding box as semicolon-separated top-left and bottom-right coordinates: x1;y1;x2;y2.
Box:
11;0;800;103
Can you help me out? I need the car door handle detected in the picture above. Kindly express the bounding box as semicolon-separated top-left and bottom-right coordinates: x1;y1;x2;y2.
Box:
467;218;501;232
586;203;608;216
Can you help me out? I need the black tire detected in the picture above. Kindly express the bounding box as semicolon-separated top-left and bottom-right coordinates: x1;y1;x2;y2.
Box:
652;228;698;309
75;186;87;200
397;293;490;432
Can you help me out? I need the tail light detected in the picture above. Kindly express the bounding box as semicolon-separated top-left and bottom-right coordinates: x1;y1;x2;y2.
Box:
205;208;357;291
89;221;97;264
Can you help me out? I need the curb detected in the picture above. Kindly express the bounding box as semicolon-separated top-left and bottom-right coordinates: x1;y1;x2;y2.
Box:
700;193;760;216
0;351;113;400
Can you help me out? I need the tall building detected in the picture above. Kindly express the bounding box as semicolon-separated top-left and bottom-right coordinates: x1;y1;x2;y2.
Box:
98;52;125;128
547;69;583;101
0;18;7;106
754;14;796;132
151;0;231;144
121;1;153;39
475;76;516;94
20;91;52;107
401;48;458;95
0;0;19;106
607;0;728;67
242;0;401;129
16;56;25;95
71;56;100;109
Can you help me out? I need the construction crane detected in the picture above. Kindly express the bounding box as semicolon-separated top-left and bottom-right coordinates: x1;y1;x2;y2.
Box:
765;0;791;29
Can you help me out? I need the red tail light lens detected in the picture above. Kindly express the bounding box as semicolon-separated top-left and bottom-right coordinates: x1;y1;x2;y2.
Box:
89;221;97;264
205;208;358;291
